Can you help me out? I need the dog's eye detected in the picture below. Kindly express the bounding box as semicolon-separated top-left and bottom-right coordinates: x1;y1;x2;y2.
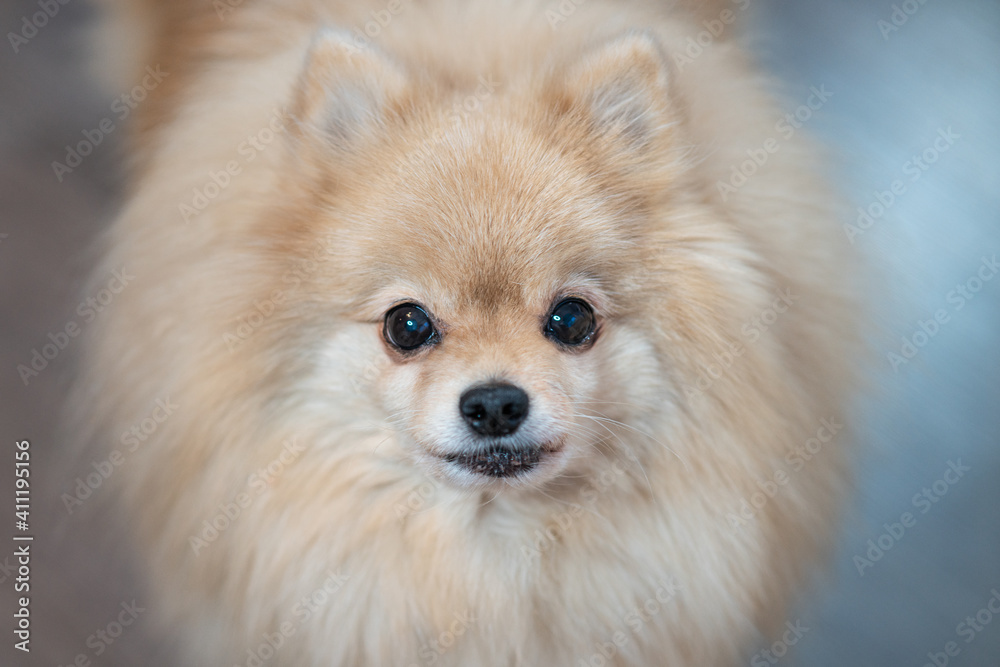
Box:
384;303;435;350
546;299;596;346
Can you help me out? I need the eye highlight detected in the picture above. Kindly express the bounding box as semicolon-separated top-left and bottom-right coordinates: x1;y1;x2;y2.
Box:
384;303;436;351
545;298;596;347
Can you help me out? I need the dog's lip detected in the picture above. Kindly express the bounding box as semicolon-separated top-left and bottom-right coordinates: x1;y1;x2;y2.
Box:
441;443;561;478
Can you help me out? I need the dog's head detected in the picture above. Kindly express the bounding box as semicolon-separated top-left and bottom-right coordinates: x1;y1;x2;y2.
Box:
267;29;721;490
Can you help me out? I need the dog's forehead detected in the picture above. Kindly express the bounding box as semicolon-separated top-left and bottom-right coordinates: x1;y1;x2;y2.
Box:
395;126;625;267
331;116;638;314
380;200;613;313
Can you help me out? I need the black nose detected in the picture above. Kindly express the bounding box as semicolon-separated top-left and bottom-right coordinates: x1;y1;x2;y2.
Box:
459;383;530;437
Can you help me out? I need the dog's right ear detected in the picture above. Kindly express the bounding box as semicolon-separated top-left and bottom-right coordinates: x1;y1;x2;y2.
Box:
554;30;679;165
291;29;408;146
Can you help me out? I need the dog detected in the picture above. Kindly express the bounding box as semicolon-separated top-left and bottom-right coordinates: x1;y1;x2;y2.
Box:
70;0;860;663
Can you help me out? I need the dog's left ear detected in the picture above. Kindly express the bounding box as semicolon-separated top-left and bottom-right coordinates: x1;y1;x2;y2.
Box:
291;29;408;147
556;30;678;158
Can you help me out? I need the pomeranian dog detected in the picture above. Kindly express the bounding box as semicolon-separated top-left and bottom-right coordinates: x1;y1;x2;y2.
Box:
70;0;858;664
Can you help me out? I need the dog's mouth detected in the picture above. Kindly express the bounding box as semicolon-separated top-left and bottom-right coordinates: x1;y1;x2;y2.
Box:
443;446;544;478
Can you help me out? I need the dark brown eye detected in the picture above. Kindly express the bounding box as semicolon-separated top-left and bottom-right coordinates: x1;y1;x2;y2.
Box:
545;299;595;346
384;303;435;350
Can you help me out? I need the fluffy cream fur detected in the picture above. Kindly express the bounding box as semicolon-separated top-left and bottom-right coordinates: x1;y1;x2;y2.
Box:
72;0;859;664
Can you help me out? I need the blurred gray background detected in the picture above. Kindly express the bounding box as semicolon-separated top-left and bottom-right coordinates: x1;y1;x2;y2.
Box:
0;0;997;665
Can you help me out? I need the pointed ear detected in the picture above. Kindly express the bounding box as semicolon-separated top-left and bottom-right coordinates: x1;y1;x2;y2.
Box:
291;29;408;145
558;30;677;154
